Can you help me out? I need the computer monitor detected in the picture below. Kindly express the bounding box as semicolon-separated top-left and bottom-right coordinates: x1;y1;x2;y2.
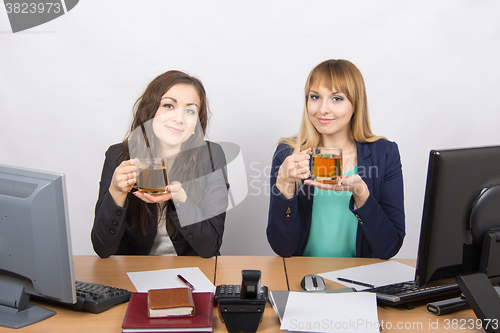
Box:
414;145;500;288
0;164;76;329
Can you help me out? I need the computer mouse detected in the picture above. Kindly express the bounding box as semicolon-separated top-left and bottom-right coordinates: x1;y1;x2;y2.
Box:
300;274;326;291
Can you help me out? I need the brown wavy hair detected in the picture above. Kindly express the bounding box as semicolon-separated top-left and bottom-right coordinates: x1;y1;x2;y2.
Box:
121;70;210;235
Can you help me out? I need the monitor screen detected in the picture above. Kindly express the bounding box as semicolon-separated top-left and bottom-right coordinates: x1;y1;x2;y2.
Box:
414;145;500;288
0;164;75;329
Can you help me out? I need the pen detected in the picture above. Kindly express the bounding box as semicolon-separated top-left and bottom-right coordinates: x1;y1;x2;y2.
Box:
337;277;375;288
177;274;195;290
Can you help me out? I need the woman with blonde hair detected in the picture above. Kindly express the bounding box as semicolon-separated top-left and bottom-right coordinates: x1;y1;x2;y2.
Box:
267;59;405;259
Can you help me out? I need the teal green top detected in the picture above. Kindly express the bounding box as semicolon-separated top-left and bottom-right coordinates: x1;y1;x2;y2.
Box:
303;166;358;257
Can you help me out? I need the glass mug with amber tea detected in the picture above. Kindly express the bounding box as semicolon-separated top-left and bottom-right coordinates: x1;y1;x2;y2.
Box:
310;147;342;184
135;158;169;195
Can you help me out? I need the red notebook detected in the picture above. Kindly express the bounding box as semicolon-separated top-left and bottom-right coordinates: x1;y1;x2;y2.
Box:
122;292;214;332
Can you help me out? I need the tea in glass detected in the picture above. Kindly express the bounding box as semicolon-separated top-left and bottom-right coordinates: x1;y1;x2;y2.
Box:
136;158;168;194
311;147;342;184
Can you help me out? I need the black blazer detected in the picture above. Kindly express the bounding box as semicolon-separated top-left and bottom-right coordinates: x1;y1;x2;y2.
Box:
91;142;228;258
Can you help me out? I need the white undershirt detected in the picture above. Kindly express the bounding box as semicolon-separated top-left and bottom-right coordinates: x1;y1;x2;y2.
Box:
149;206;177;256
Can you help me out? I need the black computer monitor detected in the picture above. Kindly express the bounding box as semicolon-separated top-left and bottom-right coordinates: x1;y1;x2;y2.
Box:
414;145;500;288
413;145;500;330
0;165;76;329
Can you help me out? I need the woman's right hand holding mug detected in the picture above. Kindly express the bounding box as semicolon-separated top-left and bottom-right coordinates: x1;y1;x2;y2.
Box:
276;148;311;199
109;159;138;207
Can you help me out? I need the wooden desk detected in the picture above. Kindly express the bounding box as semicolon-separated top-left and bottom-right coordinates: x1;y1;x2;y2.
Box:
214;256;287;333
214;256;287;290
285;257;483;332
3;256;216;333
3;256;487;333
284;257;388;290
74;255;217;290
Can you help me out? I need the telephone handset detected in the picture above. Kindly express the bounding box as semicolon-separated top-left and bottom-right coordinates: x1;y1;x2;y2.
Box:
214;270;268;333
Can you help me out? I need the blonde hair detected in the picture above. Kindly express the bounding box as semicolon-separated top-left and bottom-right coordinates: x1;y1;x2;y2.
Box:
281;59;385;153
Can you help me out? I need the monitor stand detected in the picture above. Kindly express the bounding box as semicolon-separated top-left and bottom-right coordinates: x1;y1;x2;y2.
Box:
460;185;500;333
457;228;500;333
0;275;56;329
456;273;500;333
0;303;56;329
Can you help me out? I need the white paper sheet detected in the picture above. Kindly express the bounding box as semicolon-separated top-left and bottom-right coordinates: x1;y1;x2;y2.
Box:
127;266;215;293
319;261;415;291
281;292;379;333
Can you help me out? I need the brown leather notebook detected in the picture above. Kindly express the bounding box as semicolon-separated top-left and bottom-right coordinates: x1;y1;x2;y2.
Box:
147;287;195;318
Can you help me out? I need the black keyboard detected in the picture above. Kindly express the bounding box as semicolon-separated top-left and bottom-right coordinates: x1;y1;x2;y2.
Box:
363;281;459;306
72;281;132;313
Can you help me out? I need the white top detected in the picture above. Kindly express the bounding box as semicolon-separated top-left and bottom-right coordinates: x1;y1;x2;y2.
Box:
149;205;177;256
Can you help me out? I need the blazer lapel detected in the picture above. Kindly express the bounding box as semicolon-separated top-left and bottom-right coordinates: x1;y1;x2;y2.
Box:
356;141;373;190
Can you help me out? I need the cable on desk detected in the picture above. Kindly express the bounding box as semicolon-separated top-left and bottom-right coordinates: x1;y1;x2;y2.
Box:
214;255;218;285
282;257;290;291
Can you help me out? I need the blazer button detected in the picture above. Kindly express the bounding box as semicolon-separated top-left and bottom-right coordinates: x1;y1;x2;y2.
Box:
355;214;364;224
112;220;118;226
116;210;122;216
187;233;194;239
109;228;115;235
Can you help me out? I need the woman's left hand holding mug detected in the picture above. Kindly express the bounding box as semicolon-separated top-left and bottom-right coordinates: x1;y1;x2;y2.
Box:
133;181;186;206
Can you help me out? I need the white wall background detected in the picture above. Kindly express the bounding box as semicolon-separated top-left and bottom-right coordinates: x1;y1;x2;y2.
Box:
1;0;499;259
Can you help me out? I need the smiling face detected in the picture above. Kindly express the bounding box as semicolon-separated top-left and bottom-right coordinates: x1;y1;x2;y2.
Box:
152;83;201;155
307;85;354;142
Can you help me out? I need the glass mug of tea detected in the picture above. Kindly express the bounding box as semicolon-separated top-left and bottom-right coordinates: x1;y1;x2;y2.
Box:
310;147;342;184
134;158;169;195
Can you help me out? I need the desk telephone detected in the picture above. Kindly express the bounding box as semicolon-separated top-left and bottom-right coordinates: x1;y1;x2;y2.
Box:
214;270;268;333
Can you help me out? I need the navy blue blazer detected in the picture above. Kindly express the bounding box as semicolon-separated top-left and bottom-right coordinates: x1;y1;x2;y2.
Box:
266;140;405;259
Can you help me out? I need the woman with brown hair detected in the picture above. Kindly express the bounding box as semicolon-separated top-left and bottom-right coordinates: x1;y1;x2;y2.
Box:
92;70;228;258
267;59;405;259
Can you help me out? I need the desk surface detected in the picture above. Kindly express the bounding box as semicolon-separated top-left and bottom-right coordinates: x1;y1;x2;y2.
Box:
6;256;216;333
2;255;484;333
285;257;483;333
